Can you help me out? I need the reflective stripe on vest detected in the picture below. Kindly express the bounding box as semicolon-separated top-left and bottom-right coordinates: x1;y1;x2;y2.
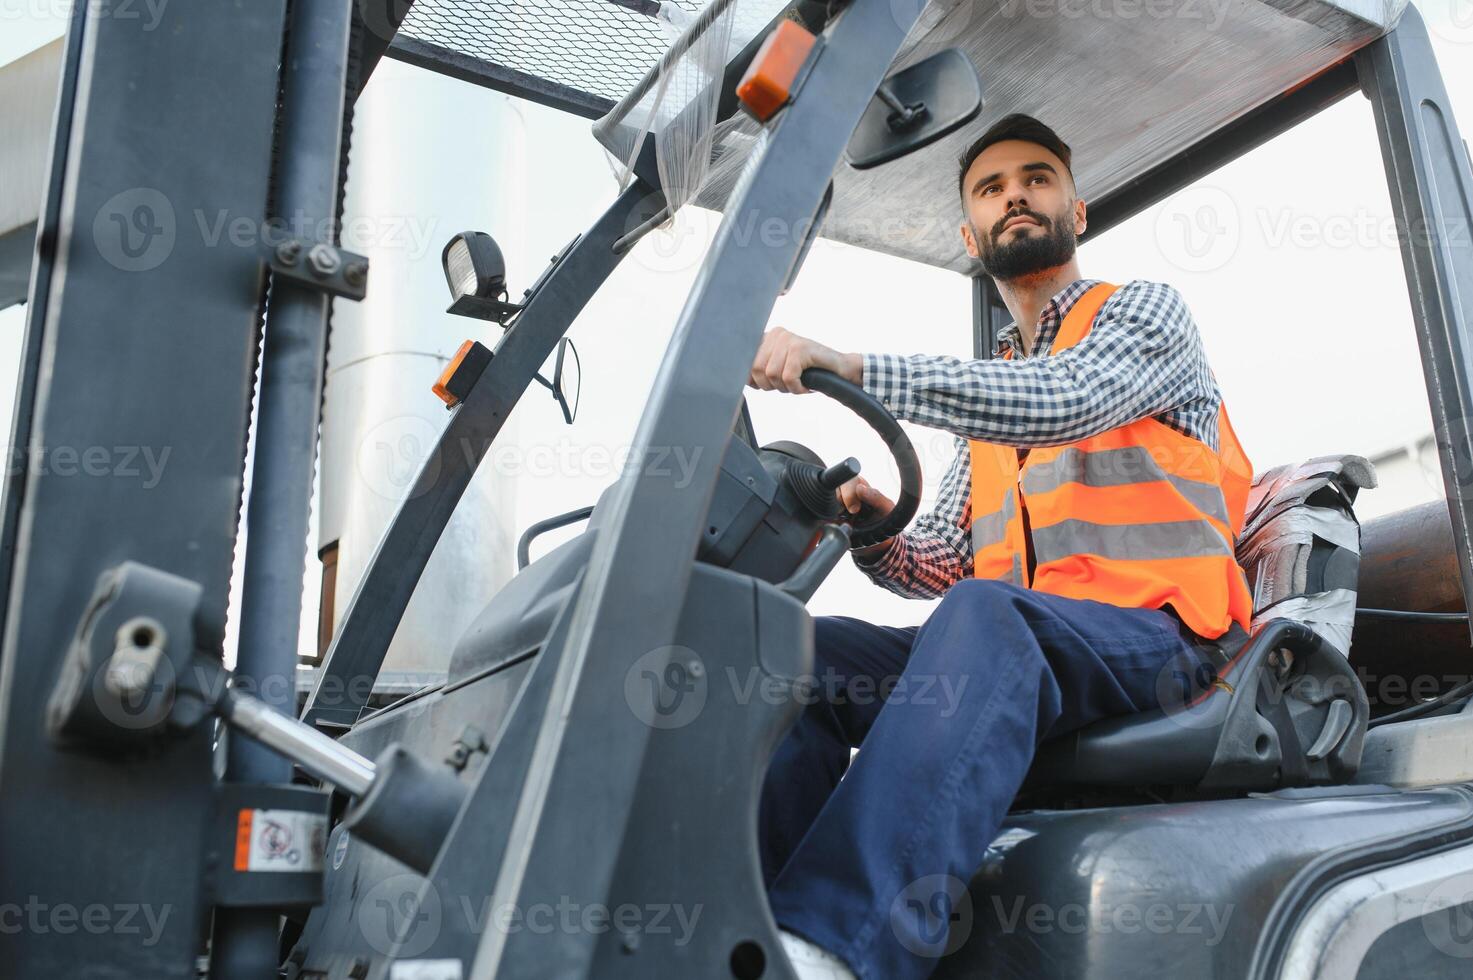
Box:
1019;446;1231;529
1031;517;1232;565
966;282;1254;639
970;486;1014;550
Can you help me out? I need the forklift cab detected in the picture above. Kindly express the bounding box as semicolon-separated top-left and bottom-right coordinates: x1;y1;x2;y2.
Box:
4;0;1473;977
280;0;1470;973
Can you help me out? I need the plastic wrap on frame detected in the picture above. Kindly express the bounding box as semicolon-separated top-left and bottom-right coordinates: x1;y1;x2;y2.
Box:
594;0;1407;271
592;0;785;220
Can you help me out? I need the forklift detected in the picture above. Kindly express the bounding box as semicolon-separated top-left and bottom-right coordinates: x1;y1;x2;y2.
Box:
1;0;1471;976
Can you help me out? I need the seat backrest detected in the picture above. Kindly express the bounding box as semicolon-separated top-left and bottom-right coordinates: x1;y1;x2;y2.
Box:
1237;454;1377;654
1022;454;1377;796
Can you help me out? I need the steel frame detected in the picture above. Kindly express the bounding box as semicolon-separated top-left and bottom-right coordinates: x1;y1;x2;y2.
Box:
0;0;289;974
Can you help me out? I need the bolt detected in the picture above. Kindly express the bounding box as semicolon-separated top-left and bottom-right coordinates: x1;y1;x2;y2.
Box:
307;243;341;279
275;240;302;265
687;659;705;679
343;260;368;287
621;931;640;954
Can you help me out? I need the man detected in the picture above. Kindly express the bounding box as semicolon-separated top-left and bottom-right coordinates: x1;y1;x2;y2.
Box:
747;113;1254;980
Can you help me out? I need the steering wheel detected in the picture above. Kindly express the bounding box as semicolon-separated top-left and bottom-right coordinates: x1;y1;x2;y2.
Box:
797;368;923;548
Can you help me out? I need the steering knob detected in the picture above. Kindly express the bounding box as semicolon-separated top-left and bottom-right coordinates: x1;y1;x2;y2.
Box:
820;457;861;490
797;368;923;549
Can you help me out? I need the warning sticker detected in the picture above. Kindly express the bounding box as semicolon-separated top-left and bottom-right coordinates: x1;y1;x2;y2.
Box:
233;808;328;873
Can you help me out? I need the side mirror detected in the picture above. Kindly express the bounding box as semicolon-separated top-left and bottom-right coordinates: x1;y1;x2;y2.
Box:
534;338;581;425
845;49;984;170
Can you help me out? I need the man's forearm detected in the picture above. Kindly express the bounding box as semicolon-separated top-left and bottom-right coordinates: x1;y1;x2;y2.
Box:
851;529;969;600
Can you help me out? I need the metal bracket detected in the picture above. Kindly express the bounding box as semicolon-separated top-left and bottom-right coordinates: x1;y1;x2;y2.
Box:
267;237;369;301
46;561;219;749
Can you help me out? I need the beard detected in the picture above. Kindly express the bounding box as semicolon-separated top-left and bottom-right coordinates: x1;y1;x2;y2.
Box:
975;207;1077;281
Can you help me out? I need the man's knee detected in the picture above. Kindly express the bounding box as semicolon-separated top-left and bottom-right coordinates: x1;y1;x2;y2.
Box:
935;577;1030;623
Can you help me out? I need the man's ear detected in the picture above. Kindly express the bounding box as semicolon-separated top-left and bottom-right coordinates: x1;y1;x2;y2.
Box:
960;221;980;259
1073;198;1088;238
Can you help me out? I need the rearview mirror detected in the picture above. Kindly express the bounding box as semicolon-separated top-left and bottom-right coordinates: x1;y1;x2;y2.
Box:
845;49;984;171
534;338;581;425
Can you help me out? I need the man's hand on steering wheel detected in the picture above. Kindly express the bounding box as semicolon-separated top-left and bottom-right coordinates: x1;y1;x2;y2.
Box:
748;327;863;394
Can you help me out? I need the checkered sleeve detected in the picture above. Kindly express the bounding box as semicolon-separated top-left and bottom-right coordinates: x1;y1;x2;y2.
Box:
851;435;974;599
860;281;1217;450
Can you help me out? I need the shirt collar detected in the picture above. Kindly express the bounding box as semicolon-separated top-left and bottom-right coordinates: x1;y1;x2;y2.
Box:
994;278;1102;358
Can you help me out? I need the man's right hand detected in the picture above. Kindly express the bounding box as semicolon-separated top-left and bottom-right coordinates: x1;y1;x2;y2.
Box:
836;475;897;558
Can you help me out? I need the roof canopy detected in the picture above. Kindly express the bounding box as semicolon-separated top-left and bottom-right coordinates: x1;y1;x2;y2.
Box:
398;0;1406;272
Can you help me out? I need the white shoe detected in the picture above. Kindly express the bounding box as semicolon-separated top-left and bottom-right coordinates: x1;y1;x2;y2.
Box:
778;930;857;979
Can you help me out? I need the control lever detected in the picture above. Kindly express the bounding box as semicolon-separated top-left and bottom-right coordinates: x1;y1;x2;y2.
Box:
778;524;852;602
820;457;861;489
785;455;862;521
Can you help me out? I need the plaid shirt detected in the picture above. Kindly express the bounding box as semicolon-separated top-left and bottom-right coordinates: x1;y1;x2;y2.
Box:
854;278;1223;600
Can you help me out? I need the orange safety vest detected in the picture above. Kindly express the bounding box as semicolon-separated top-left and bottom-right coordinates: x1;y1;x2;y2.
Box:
967;282;1254;639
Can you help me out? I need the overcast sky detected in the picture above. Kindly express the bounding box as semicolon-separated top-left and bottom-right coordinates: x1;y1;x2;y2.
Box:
2;1;1470;641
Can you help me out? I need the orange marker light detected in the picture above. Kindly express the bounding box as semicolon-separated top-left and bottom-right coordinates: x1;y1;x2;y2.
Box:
432;338;498;409
736;20;817;122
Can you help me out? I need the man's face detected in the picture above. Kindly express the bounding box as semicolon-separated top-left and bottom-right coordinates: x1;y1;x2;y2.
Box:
958;139;1087;281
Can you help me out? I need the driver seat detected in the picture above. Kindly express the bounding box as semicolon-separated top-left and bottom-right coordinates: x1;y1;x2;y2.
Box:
1022;455;1376;794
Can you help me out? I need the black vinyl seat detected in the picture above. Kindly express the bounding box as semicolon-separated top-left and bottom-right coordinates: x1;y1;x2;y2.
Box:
1023;456;1375;795
1024;617;1368;793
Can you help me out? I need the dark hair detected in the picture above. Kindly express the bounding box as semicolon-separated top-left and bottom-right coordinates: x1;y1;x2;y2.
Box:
957;113;1073;202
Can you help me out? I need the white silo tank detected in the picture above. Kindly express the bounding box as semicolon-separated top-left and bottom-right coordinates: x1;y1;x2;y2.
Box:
316;58;527;690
